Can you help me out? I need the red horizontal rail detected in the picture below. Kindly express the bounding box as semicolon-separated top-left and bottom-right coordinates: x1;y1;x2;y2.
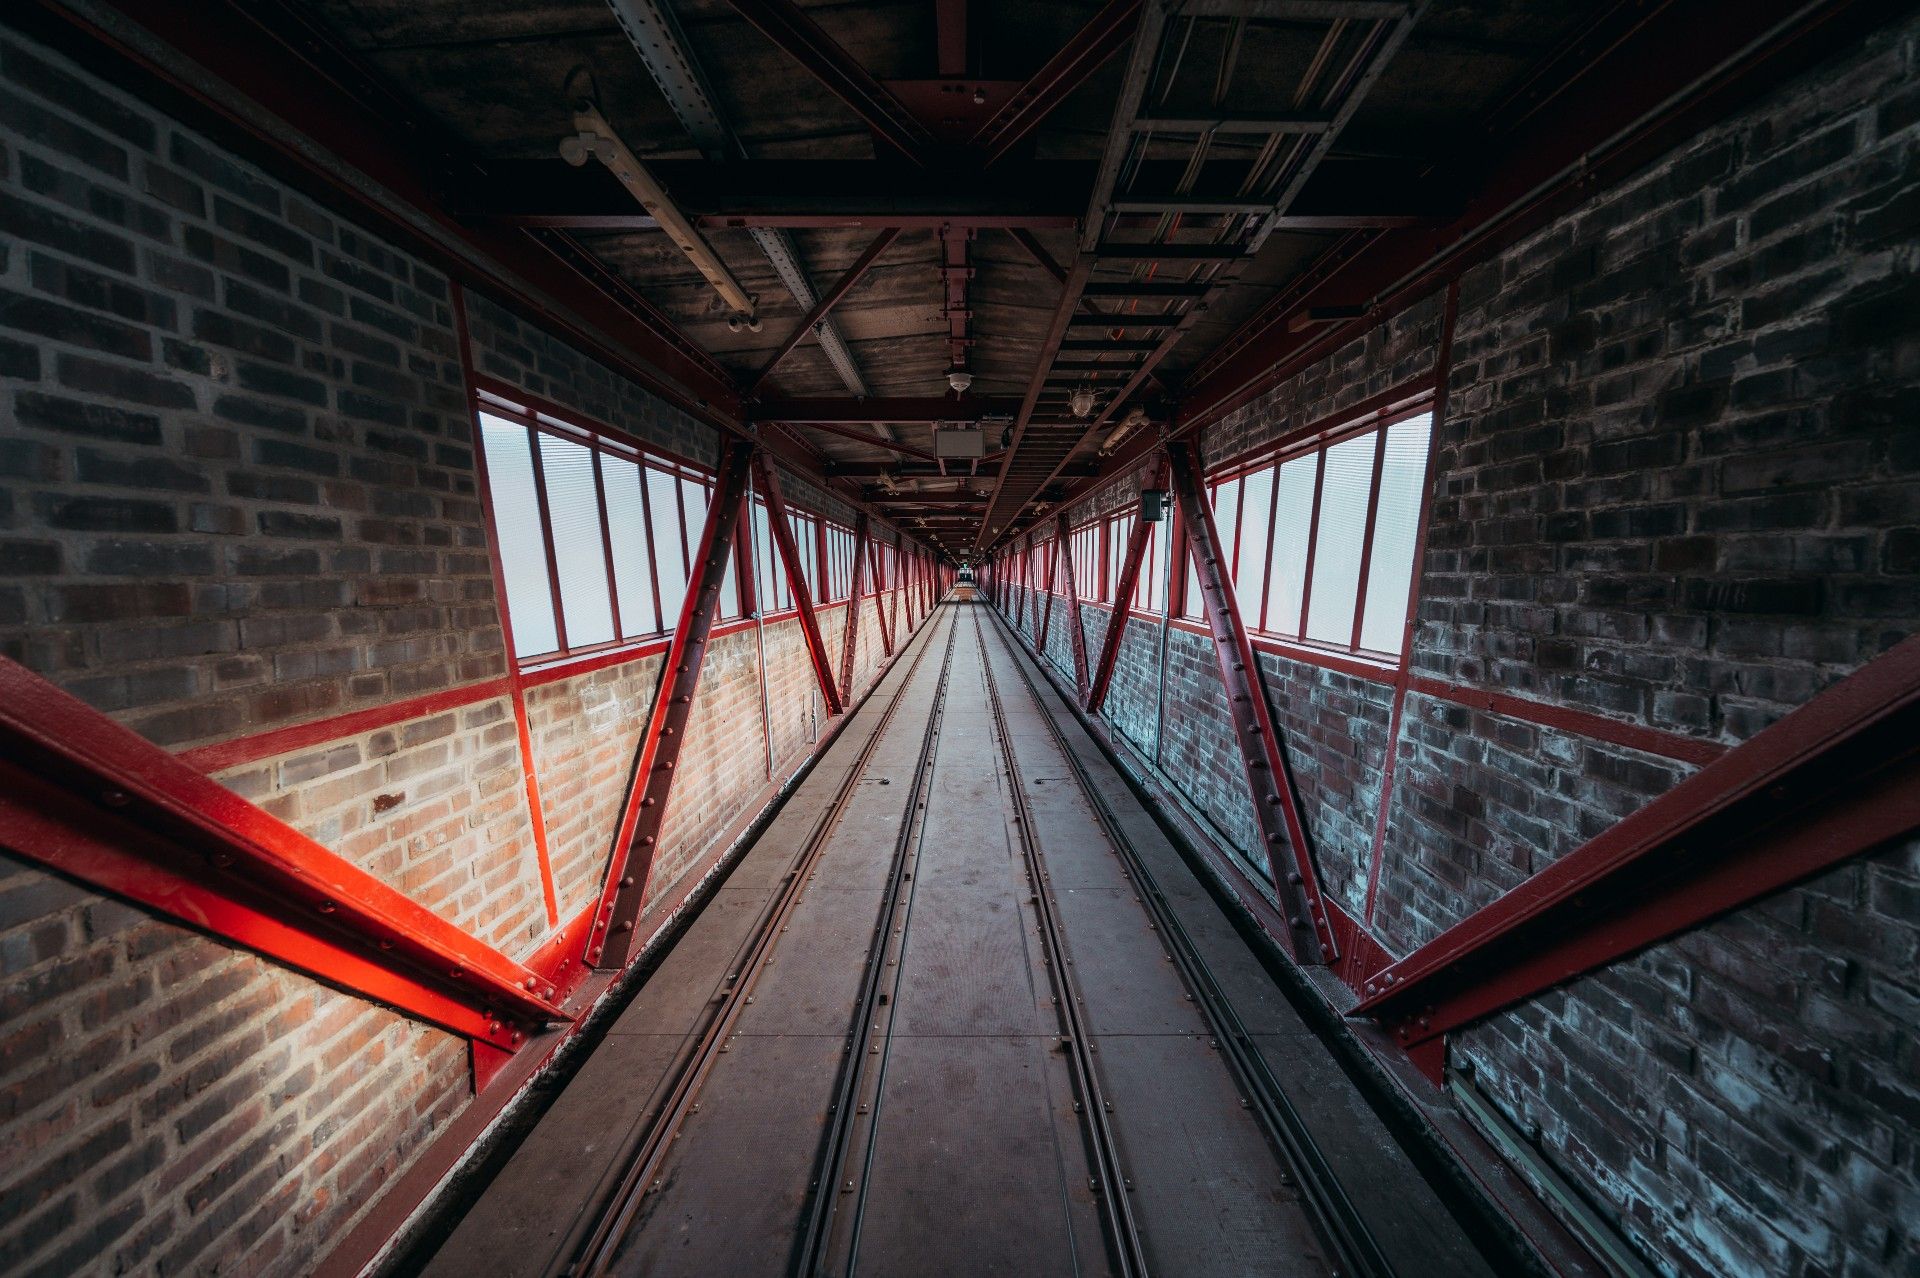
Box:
1355;634;1920;1076
1406;675;1728;768
177;677;512;774
0;657;568;1047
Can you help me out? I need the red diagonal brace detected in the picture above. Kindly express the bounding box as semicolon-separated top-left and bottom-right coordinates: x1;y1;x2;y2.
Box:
1356;632;1920;1081
1037;531;1057;651
1167;441;1336;966
1054;513;1091;702
971;0;1144;165
870;538;896;655
0;659;567;1047
753;453;846;717
1087;463;1162;714
592;439;755;969
839;514;872;700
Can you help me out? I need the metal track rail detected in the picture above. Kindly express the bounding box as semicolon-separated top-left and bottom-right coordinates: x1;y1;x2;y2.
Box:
556;607;957;1278
979;606;1396;1278
795;614;959;1275
973;606;1152;1278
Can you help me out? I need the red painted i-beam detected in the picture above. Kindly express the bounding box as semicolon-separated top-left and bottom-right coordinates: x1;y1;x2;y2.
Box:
1086;463;1163;714
753;453;847;717
1037;531;1057;651
591;440;755;970
0;659;568;1048
839;514;872;700
1053;512;1091;702
1167;441;1337;966
1356;632;1920;1082
870;538;896;656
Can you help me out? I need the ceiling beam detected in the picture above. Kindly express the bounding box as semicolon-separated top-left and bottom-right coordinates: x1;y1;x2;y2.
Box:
725;0;936;163
750;228;902;392
971;0;1145;165
757;396;1021;423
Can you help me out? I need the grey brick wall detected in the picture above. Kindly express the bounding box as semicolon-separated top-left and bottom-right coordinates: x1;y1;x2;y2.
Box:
0;34;500;753
992;12;1920;1277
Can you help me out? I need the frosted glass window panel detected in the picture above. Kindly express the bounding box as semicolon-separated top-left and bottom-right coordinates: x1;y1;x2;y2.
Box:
1359;413;1433;655
1184;534;1203;620
752;501;778;611
1305;431;1379;646
603;457;658;637
478;415;558;658
649;470;688;628
1211;479;1241;587
538;434;616;649
1269;455;1317;638
1236;466;1275;628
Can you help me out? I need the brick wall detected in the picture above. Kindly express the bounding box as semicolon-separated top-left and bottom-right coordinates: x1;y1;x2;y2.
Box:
992;11;1920;1276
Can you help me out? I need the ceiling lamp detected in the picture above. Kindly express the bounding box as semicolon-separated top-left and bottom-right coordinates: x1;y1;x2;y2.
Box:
1069;387;1098;419
947;368;973;393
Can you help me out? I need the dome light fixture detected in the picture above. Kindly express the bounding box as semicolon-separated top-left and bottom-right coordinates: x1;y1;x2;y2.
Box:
947;368;973;393
1069;387;1098;419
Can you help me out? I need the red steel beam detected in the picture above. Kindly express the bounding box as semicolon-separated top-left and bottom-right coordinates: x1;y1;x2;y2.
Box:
1356;633;1920;1082
1037;531;1057;651
1086;464;1161;713
750;227;901;392
839;514;872;699
870;538;896;656
755;454;848;717
592;439;755;969
725;0;935;164
1054;513;1092;701
1167;441;1337;966
0;659;567;1048
971;0;1144;165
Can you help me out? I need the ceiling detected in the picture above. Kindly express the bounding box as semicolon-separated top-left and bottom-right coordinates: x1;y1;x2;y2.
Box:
273;0;1612;557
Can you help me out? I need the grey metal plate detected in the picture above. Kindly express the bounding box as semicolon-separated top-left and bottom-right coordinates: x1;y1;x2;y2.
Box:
1051;886;1208;1037
424;1033;688;1278
615;1033;845;1278
853;1034;1114;1278
1094;1032;1330;1277
737;887;886;1037
893;886;1051;1037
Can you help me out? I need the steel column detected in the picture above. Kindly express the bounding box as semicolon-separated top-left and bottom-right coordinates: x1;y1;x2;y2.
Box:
753;453;847;717
870;538;895;656
591;439;755;969
838;514;872;700
0;659;567;1048
1086;464;1161;713
1167;441;1336;966
1357;633;1920;1082
1055;513;1091;702
1037;532;1057;650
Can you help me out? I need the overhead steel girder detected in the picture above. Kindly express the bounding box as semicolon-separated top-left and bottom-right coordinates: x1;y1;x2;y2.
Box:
593;439;756;970
839;515;872;701
1167;442;1336;966
1086;461;1162;714
1053;513;1092;701
1357;633;1920;1083
754;453;848;717
751;228;901;392
725;0;935;163
758;395;1022;424
971;0;1144;164
0;659;568;1048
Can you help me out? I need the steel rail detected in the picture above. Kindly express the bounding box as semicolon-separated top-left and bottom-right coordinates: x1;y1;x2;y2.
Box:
798;612;961;1275
979;605;1397;1278
973;608;1152;1278
556;607;956;1278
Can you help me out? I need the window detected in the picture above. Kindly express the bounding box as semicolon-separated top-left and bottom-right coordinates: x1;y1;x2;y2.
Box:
477;402;717;662
1070;521;1101;600
1201;409;1433;658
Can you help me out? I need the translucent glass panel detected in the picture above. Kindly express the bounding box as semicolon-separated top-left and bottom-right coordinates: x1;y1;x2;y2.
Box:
649;470;688;628
1268;455;1317;637
1305;432;1377;645
1358;413;1433;655
1235;466;1274;627
478;414;558;658
538;433;616;649
602;456;659;637
1107;513;1134;601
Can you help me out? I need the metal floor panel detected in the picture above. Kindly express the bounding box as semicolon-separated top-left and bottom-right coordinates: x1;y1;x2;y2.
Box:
614;1033;846;1277
892;886;1050;1037
1094;1032;1331;1276
851;1034;1114;1278
738;887;887;1037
